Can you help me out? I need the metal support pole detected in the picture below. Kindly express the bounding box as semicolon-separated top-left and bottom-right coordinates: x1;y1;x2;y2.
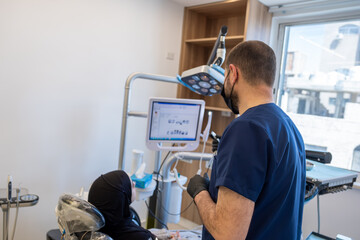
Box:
1;194;38;240
146;151;162;229
155;152;214;228
2;205;9;240
117;73;214;229
118;72;179;170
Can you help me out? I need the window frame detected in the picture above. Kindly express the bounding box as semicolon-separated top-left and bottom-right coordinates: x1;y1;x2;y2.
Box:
268;1;360;186
269;3;360;104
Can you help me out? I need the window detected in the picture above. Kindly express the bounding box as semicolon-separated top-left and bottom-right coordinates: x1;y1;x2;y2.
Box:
277;19;360;172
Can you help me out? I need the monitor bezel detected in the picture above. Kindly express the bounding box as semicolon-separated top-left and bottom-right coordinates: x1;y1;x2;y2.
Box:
146;97;205;151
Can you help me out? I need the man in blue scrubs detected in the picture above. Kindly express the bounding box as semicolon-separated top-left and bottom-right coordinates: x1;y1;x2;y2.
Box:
187;41;306;240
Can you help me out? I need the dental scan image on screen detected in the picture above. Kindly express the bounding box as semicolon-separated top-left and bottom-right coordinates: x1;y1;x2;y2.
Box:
149;102;201;141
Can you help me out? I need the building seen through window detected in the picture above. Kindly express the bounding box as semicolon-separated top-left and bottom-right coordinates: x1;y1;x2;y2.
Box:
278;19;360;173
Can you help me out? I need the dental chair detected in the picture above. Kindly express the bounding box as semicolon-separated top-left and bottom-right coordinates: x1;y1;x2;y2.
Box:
48;193;142;240
53;193;112;240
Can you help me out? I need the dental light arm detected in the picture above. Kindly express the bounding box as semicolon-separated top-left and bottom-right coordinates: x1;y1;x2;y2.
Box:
178;26;227;96
207;25;227;67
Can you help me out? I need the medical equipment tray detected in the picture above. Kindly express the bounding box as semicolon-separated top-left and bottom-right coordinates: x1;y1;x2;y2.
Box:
306;160;358;195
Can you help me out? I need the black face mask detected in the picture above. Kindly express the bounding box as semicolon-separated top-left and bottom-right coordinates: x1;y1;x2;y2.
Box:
221;73;239;114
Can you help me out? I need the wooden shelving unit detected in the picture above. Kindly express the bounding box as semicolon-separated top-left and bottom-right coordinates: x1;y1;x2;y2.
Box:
185;35;245;47
205;105;232;112
175;0;272;224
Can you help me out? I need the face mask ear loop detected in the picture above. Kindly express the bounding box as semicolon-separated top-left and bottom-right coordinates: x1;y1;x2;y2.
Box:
229;78;236;99
229;67;239;97
223;72;229;95
229;69;240;115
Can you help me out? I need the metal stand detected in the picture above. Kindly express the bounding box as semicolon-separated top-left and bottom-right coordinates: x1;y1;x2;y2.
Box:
118;72;179;170
118;72;179;228
155;152;213;228
0;192;39;240
118;72;216;228
2;204;9;240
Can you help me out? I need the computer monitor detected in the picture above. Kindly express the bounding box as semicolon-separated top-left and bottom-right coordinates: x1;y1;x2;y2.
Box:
146;97;205;151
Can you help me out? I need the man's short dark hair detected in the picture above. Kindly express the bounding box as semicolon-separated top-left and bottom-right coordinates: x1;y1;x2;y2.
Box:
225;40;276;87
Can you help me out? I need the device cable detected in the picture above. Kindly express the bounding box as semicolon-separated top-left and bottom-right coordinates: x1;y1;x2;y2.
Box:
197;111;213;175
154;150;173;191
317;194;320;233
197;138;207;175
10;188;20;240
173;157;179;170
171;155;188;190
172;168;187;191
205;157;214;175
145;200;168;230
156;146;175;180
159;196;194;216
152;184;194;222
148;149;173;230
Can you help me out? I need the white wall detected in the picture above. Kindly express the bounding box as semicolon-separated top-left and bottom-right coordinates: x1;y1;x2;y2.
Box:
0;0;184;239
288;113;360;237
302;188;360;239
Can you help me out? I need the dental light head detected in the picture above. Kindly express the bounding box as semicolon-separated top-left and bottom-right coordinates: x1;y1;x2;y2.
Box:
178;26;227;96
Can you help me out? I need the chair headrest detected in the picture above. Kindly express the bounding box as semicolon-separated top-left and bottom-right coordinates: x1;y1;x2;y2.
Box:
56;193;105;234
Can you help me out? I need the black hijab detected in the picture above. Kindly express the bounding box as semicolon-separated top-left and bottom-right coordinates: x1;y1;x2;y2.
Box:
88;170;156;240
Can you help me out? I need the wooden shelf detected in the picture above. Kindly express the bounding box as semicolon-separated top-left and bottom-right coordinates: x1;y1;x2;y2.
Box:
189;0;247;18
205;106;232;112
185;35;245;47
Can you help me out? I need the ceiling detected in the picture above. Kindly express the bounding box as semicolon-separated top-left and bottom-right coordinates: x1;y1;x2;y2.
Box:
169;0;312;7
169;0;224;7
258;0;309;7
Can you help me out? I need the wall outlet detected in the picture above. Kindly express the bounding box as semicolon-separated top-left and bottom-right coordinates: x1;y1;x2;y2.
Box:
166;52;175;60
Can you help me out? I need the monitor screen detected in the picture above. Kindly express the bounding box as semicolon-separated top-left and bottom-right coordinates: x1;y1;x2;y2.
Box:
148;100;202;141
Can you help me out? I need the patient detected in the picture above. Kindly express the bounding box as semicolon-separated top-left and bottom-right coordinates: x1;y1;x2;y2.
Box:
88;170;157;240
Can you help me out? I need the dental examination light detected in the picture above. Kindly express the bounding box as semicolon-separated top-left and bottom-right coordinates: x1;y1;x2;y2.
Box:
178;26;227;96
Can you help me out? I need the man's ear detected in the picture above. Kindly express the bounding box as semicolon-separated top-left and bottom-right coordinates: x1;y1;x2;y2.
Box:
228;64;238;85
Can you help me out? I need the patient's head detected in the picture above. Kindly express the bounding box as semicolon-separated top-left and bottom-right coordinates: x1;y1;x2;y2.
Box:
88;170;135;226
88;170;156;240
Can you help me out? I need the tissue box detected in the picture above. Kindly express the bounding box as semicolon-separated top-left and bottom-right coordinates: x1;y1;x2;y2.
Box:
131;173;153;189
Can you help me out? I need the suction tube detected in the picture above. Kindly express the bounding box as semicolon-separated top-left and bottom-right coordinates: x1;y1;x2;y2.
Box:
173;168;187;191
197;111;213;175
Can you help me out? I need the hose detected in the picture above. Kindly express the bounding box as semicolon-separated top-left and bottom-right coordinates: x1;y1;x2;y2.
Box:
11;188;20;240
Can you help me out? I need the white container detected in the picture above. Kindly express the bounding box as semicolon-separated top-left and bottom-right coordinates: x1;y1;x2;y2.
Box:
135;179;156;201
167;174;187;224
131;149;144;175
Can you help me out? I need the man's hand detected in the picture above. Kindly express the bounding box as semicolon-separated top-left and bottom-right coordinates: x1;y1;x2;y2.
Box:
187;173;210;199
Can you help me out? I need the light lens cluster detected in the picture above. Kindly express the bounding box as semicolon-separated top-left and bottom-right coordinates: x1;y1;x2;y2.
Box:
182;73;222;96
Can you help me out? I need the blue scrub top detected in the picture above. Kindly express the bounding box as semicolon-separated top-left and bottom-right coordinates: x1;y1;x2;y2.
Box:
203;103;306;240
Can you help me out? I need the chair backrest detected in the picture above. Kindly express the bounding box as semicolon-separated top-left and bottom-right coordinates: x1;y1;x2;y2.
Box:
55;193;113;240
